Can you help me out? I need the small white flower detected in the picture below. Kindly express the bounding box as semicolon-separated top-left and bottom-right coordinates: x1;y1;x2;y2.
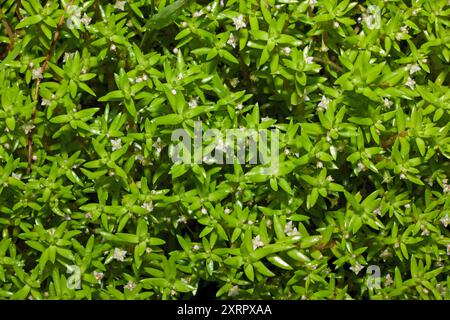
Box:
111;138;122;151
141;201;154;212
404;203;411;209
22;123;35;134
317;95;330;111
232;15;246;30
177;216;187;224
374;207;382;216
400;25;409;34
114;1;126;11
284;148;290;156
303;90;310;101
153;137;163;153
250;74;258;82
32;154;38;161
385;274;393;286
316;161;323;169
252;235;264;250
349;262;364;275
201;207;208;215
406;63;421;75
363;14;378;30
189;98;198;108
110;44;117;51
31;67;43;80
284;221;299;236
420;225;430;236
12;172;22;180
304;55;314;64
171;88;177;95
203;155;217;164
380;248;392;260
228;285;239;297
443;184;450;194
326;175;334;182
181;21;188;28
440;214;450;227
224;208;231;214
383;98;393;109
227;33;237;48
177;73;183;81
283;47;291;55
236;104;244;110
113;248;127;262
94;271;104;281
193;244;200;251
124;280;136;291
63;52;73;63
193;10;204;18
405;77;416;90
173;47;179;54
357;161;366;172
230;78;240;87
400;173;407;180
81;13;91;27
333;21;340;29
309;0;317;9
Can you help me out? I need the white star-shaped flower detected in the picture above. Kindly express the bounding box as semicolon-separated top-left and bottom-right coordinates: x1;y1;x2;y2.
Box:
440;214;450;227
349;262;364;275
111;138;122;151
317;95;330;111
405;76;416;89
114;1;126;11
124;281;136;291
304;55;314;64
22;123;35;134
11;172;22;180
81;13;92;27
284;221;300;236
406;63;421;75
252;235;264;250
94;271;104;281
232;15;247;30
228;285;239;297
141;201;154;212
113;248;127;262
383;98;393;109
227;33;237;48
31;67;43;80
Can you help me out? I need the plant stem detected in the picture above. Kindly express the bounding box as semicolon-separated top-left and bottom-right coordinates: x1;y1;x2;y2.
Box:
27;0;74;175
313;56;345;73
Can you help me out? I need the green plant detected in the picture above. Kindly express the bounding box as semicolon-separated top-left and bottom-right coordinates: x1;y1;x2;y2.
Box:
0;0;449;300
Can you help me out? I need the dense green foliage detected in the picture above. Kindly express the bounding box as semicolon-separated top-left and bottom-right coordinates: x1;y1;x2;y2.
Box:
0;0;449;300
